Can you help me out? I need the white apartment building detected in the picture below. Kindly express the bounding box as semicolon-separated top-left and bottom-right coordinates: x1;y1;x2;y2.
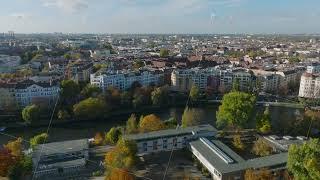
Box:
299;73;320;99
171;67;254;92
90;69;164;91
15;80;60;108
171;68;220;92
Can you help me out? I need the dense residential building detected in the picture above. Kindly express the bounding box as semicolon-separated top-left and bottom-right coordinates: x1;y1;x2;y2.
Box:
15;80;60;108
299;65;320;99
32;139;89;179
171;67;255;92
0;54;21;73
0;81;17;110
171;68;219;92
66;60;93;82
90;69;165;91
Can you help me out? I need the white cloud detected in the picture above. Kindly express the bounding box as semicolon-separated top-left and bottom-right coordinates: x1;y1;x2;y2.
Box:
41;0;89;13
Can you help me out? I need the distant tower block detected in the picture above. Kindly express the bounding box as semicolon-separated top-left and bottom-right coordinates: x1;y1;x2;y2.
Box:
8;31;15;38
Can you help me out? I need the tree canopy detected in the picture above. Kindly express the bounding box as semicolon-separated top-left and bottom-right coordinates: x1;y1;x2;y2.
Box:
105;127;122;145
22;104;40;124
60;80;80;102
73;98;107;120
159;48;169;57
181;107;202;128
256;107;272;134
81;84;102;98
252;138;273;157
139;114;164;132
216;92;256;129
126;114;138;134
104;139;137;179
189;85;200;102
30;133;48;149
151;86;169;106
287;139;320;180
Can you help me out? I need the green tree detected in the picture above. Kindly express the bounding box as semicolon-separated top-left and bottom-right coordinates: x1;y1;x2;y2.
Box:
60;80;80;102
232;78;240;92
81;84;102;98
57;110;70;121
30;133;48;149
159;48;169;57
73;98;107;120
22;104;40;124
121;91;132;107
8;155;33;180
105;127;122;145
189;85;200;102
181;107;202;128
256;107;272;134
164;117;178;128
126;114;138;134
216;92;256;128
252;138;273;157
287;139;320;180
151;87;168;106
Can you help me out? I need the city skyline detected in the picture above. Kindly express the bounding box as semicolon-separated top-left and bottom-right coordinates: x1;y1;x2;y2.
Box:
1;0;320;34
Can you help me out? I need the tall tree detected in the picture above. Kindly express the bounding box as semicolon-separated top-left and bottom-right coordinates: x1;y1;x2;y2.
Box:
81;84;101;98
22;104;40;124
60;80;80;102
216;92;256;128
256;107;272;134
189;85;200;102
104;139;137;179
181;107;202;127
139;114;164;132
126;114;138;134
287;139;320;180
151;87;168;106
105;127;122;145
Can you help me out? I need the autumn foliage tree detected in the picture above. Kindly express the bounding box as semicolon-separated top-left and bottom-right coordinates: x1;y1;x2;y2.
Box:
139;114;164;132
106;168;135;180
0;148;17;177
252;138;273;157
4;138;23;158
244;168;275;180
104;139;137;179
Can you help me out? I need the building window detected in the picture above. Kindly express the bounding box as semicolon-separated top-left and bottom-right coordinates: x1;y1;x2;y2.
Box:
173;138;177;147
143;142;147;152
163;139;167;149
153;140;158;150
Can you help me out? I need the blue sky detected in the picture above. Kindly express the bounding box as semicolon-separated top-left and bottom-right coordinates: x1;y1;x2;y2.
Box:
0;0;319;34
